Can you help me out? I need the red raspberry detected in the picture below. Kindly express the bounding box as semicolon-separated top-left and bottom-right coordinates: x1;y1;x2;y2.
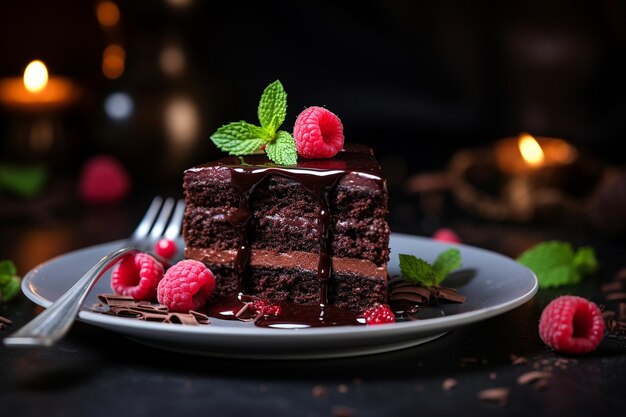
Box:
154;238;177;259
111;253;164;301
363;304;396;325
78;155;131;205
250;300;281;316
539;295;605;354
432;228;461;244
157;260;215;312
293;106;344;158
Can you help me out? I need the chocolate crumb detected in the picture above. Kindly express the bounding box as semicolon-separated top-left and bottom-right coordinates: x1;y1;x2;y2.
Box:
442;378;458;390
601;282;623;292
331;406;354;417
509;354;527;365
478;387;510;406
337;384;349;394
606;292;626;302
0;314;12;328
312;385;328;399
517;371;551;385
0;316;13;327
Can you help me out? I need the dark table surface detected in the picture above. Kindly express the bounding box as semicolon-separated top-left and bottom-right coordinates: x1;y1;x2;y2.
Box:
1;183;625;417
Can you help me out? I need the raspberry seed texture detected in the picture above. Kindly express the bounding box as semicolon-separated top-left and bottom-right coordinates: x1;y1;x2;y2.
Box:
363;304;396;325
111;253;164;301
539;295;605;354
157;260;215;312
293;106;344;158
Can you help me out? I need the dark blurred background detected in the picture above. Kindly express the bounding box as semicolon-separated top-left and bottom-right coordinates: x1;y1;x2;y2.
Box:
1;0;625;241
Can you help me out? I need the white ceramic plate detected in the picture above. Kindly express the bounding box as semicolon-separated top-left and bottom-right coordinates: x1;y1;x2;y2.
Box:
21;233;537;359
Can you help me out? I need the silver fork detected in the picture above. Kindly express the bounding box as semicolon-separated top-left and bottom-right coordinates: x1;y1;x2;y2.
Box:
3;196;186;347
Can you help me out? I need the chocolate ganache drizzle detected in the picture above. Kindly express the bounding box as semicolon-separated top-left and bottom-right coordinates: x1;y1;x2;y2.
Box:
198;145;386;326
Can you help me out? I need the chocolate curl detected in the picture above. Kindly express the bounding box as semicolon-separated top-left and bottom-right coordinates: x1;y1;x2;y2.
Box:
98;294;136;308
167;313;201;325
93;293;210;326
432;286;467;303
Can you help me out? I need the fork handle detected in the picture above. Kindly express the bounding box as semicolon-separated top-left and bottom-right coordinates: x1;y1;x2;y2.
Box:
3;247;137;347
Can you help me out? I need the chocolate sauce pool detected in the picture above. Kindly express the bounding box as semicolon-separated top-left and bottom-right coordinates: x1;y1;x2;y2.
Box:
205;294;364;328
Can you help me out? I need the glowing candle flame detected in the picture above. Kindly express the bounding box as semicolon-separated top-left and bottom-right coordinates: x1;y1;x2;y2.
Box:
518;133;545;167
23;60;48;93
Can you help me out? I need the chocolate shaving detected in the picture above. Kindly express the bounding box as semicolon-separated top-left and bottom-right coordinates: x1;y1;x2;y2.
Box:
442;378;458;390
390;292;428;303
312;385;328;399
98;294;136;308
517;371;551;385
510;353;527;365
390;281;466;307
433;286;467;303
605;292;626;302
190;310;211;324
478;387;510;405
113;308;144;318
602;282;623;292
0;315;12;331
92;293;210;326
168;313;201;325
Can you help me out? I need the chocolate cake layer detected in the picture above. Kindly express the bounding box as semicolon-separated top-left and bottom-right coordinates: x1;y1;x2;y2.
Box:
182;144;390;310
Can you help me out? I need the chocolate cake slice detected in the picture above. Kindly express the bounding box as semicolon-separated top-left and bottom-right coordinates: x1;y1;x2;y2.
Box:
182;144;390;312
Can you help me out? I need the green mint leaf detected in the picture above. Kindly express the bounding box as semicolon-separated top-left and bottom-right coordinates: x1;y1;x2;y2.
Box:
432;248;462;284
0;276;21;303
0;164;47;198
0;260;17;277
516;240;596;289
573;246;598;277
266;131;297;165
210;121;271;155
257;80;287;135
399;254;442;287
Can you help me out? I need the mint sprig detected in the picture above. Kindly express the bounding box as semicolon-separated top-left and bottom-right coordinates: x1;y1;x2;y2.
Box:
516;241;598;289
210;80;297;165
0;260;21;303
0;164;47;198
399;248;462;287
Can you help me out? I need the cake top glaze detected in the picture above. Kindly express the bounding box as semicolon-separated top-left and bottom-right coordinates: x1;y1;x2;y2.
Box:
188;144;384;183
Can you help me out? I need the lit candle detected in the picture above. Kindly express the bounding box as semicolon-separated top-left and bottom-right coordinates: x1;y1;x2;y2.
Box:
495;132;578;175
0;60;80;111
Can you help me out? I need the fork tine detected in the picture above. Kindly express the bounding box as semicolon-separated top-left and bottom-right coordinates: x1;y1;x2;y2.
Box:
148;197;176;242
164;199;185;240
130;196;163;243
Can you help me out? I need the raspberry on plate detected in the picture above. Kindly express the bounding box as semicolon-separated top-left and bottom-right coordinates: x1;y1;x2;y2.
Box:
78;155;131;205
539;295;605;354
111;253;164;301
157;260;215;312
293;106;344;158
363;304;395;325
432;228;462;244
154;238;177;259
